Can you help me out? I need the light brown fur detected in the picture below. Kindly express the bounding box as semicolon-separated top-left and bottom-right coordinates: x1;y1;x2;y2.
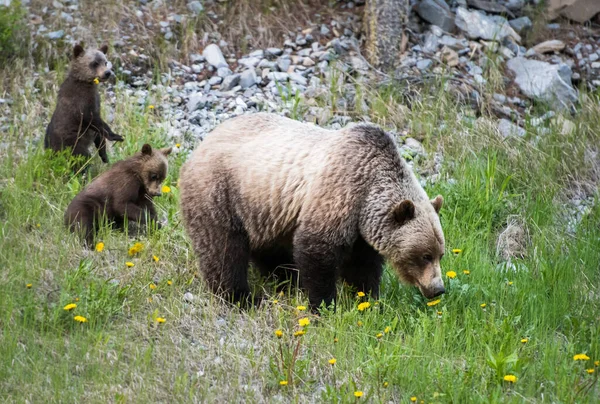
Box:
180;113;445;310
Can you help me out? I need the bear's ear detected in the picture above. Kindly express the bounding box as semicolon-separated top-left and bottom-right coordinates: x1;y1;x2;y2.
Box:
73;44;84;59
141;144;153;156
100;44;109;55
431;195;443;214
392;200;415;226
160;147;172;156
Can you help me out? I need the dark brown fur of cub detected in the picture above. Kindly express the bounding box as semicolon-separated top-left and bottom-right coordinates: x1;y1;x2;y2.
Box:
65;144;171;245
45;43;123;164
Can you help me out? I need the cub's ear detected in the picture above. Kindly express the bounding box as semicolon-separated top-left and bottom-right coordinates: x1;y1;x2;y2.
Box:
100;44;109;55
73;44;84;59
141;144;153;156
392;200;415;226
160;147;172;156
431;195;443;214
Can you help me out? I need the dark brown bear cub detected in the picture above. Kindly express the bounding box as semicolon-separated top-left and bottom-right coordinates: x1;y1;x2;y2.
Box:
65;144;172;245
45;43;123;164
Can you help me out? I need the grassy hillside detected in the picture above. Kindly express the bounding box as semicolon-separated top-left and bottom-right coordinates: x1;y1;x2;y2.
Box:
1;1;599;403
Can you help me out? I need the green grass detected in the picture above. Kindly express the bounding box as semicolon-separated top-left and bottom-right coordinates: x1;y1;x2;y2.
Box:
1;26;600;404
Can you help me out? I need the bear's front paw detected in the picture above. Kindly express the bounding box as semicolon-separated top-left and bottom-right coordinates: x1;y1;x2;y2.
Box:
108;133;124;142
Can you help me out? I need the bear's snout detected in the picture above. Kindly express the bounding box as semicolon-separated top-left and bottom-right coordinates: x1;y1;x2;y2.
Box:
103;70;112;79
420;277;445;299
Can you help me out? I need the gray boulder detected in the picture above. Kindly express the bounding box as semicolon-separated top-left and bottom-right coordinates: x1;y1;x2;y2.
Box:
239;69;258;89
509;16;532;34
506;57;578;111
415;0;455;33
221;73;241;91
498;119;526;137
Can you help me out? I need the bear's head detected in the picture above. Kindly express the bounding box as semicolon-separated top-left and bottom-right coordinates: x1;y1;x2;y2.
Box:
382;195;446;299
70;43;113;83
137;144;172;197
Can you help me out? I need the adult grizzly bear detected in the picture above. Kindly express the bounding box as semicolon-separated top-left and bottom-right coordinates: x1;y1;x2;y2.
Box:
45;43;123;164
179;113;445;311
65;144;171;246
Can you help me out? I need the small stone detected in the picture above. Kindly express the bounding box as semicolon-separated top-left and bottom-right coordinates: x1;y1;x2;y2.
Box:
267;72;289;82
277;57;291;72
302;57;315;67
202;44;228;69
441;46;459;67
209;76;223;85
493;93;507;104
187;92;207;111
191;64;203;73
265;48;283;57
417;59;433;70
187;1;204;15
46;30;64;40
320;24;330;35
455;7;520;42
498;119;526;137
238;57;261;69
509;16;532;34
183;292;195;303
589;53;599;62
239;69;258;88
217;67;232;78
221;73;241;91
190;53;204;63
289;72;307;86
415;0;455;32
404;138;425;154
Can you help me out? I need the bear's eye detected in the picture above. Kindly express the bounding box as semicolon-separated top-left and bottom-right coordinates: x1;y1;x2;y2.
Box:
92;61;99;68
150;173;158;181
423;254;433;262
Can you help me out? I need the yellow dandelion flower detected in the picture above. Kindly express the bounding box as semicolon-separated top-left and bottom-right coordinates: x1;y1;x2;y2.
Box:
128;242;144;256
357;321;363;327
354;391;363;398
574;354;590;361
376;333;383;339
437;311;443;315
149;283;157;290
156;317;166;323
75;297;79;302
586;368;595;374
272;299;279;304
95;242;105;252
357;302;371;311
36;223;40;228
125;262;134;267
503;375;517;383
521;338;528;343
93;78;99;84
334;337;339;343
296;305;306;311
74;315;88;323
279;380;288;386
410;397;417;402
293;330;305;337
452;248;462;254
480;303;487;308
148;105;155;109
508;281;513;286
595;360;599;366
162;185;171;194
384;326;391;334
426;299;441;307
446;271;457;279
147;297;153;303
463;270;470;275
167;280;172;285
175;143;181;148
153;255;160;262
298;317;310;327
26;283;32;288
63;303;77;311
328;358;336;365
383;381;388;388
357;291;365;297
275;329;283;338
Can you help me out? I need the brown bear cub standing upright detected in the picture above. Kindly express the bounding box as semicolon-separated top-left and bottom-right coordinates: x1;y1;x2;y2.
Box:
45;43;123;164
179;113;446;312
65;144;171;246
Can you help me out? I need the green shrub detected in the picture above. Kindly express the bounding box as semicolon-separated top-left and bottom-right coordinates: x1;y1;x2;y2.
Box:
0;0;27;63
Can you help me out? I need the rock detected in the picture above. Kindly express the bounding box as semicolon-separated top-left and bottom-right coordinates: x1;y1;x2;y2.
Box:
187;93;207;111
190;53;204;64
498;119;526;137
238;57;261;69
551;116;576;135
221;73;241;91
415;0;456;32
506;57;578;110
217;67;232;77
531;39;565;54
187;1;204;14
266;48;283;57
404;138;425;155
267;72;289;82
509;16;532;34
547;0;600;24
455;7;521;42
467;0;513;16
239;69;257;88
276;58;291;72
302;57;315;67
320;24;330;36
183;292;195;303
496;216;528;261
417;59;433;70
46;30;64;39
441;46;459;67
349;56;369;71
493;93;507;103
202;44;228;69
208;76;223;85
